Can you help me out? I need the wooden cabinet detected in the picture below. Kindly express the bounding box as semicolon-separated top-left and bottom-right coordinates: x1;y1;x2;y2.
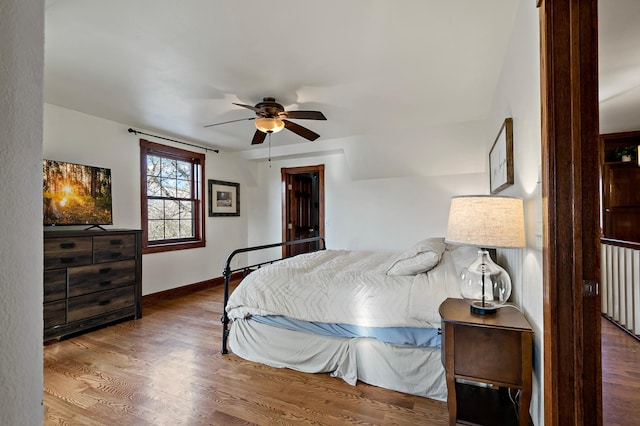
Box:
44;229;142;341
439;298;533;426
601;131;640;242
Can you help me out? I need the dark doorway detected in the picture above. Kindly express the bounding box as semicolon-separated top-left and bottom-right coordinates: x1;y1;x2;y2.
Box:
281;165;325;257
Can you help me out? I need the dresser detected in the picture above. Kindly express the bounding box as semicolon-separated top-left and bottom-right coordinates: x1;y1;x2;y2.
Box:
44;229;142;341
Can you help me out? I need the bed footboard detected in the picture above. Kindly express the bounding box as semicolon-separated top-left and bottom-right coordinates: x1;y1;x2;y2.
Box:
220;236;326;354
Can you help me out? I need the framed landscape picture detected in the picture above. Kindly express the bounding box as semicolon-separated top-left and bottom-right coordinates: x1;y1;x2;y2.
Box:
208;179;240;217
489;118;514;194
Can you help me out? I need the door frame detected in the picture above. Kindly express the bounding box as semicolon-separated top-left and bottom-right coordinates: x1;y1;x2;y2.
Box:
281;164;325;257
539;0;602;424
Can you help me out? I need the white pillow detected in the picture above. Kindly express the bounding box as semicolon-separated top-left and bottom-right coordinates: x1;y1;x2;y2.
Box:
386;238;446;276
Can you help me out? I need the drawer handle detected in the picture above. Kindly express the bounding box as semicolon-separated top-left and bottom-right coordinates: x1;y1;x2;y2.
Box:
60;257;75;264
99;267;112;274
99;280;112;286
98;300;110;306
110;239;122;245
110;252;122;258
60;242;76;249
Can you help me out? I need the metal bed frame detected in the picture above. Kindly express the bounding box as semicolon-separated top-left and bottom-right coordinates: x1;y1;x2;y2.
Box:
220;236;326;354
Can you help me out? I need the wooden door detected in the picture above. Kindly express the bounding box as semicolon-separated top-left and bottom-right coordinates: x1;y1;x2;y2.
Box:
281;165;325;257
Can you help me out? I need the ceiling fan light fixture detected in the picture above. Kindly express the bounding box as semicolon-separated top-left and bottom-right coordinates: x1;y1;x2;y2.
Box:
255;117;285;134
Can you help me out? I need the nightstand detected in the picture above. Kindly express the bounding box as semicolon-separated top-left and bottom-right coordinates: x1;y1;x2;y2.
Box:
439;298;533;426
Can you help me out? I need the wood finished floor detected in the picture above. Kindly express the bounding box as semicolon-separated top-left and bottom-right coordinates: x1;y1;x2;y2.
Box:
43;285;449;426
44;285;640;425
601;318;640;426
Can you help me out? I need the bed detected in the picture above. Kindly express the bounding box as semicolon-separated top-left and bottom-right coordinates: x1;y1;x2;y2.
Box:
221;237;477;401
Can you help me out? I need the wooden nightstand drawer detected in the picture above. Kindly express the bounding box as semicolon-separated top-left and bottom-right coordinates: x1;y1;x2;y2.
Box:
93;234;136;263
68;259;136;297
44;269;67;302
44;237;93;269
68;285;135;322
454;325;523;385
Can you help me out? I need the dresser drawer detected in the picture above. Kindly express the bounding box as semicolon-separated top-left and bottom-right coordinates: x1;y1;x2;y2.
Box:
67;285;135;322
68;259;136;297
44;269;67;302
44;237;93;270
93;234;136;263
44;300;66;329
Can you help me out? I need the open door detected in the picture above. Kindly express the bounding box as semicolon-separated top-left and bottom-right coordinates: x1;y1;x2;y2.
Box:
281;165;325;257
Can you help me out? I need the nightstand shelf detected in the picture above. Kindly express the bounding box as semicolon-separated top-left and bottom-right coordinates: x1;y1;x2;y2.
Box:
439;298;533;426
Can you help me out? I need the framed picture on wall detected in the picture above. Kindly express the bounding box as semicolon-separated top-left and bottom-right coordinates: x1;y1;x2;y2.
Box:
208;179;240;217
489;117;514;194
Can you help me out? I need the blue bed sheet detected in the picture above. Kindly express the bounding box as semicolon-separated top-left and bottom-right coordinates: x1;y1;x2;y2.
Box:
250;315;441;348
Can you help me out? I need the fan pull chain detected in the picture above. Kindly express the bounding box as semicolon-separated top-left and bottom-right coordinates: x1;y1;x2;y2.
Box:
268;132;272;168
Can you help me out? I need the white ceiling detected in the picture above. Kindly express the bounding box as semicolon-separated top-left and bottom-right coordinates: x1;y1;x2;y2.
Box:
44;0;519;152
44;1;640;153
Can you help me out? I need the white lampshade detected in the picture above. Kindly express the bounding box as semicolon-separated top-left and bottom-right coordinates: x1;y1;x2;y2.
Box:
255;117;285;133
445;195;525;314
445;195;525;248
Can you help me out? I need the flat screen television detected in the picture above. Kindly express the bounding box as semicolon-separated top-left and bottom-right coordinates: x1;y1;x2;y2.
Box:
43;159;113;227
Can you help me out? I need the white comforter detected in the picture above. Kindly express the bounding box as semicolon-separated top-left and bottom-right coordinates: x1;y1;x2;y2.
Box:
226;245;477;329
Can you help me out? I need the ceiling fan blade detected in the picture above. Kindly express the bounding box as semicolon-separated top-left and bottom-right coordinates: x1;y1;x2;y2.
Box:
251;129;267;145
203;117;254;128
233;103;263;114
282;110;327;120
284;120;320;141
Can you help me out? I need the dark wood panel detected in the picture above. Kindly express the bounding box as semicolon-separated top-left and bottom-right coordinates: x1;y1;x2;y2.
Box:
44;229;143;341
604;163;640;207
539;0;602;424
601;137;640;243
68;259;136;297
44;269;66;302
93;234;136;263
604;209;640;242
454;326;523;385
67;285;135;322
44;306;136;341
44;300;66;329
44;237;93;270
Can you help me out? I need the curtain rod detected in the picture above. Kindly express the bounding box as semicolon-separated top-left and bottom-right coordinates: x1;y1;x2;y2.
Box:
128;128;219;153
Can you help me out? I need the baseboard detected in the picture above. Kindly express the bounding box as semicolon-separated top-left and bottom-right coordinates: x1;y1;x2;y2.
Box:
142;271;244;307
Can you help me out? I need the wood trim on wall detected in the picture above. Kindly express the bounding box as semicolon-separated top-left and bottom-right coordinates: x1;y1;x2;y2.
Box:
539;0;602;425
141;271;244;307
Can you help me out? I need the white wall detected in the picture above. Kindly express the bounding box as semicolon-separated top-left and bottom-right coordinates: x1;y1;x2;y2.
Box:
245;138;488;264
43;104;252;295
488;1;543;424
242;113;492;263
0;1;44;424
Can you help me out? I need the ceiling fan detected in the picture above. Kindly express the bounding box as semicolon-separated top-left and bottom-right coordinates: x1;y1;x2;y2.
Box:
204;97;327;145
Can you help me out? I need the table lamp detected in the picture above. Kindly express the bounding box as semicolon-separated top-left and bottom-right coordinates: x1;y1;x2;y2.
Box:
445;195;525;314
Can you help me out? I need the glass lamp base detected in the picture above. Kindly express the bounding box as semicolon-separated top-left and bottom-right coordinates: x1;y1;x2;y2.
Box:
469;300;498;315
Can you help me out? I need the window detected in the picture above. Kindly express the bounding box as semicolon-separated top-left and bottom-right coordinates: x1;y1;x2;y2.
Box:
140;139;205;253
